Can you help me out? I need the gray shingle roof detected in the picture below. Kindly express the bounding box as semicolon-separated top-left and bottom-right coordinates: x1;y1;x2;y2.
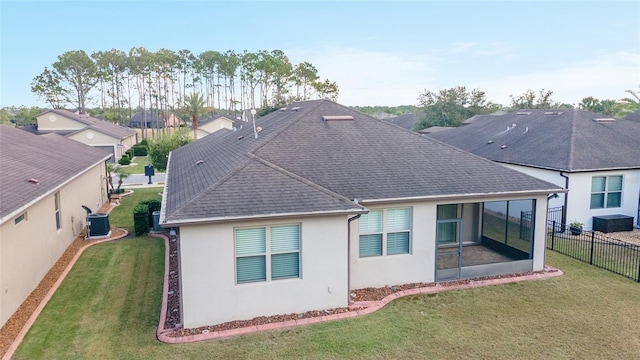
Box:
0;125;111;223
428;109;640;172
163;100;562;225
623;109;640;123
382;113;416;130
38;109;136;140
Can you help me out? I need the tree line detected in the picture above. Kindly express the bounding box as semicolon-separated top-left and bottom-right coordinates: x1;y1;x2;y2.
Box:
30;48;339;125
410;86;640;131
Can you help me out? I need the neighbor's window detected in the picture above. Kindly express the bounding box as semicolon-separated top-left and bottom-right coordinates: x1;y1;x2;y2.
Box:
590;175;623;209
359;208;411;257
54;192;62;230
14;212;27;225
235;224;300;284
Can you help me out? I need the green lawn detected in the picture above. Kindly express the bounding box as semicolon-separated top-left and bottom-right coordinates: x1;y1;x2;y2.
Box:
120;155;160;175
13;193;640;359
108;188;162;232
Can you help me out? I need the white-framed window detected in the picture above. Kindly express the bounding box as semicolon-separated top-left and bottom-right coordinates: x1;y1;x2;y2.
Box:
590;175;623;209
359;207;411;257
235;224;300;284
54;192;62;230
14;212;27;225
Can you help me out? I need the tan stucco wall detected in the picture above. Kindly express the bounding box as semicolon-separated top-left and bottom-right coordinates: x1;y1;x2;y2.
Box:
0;163;107;327
197;118;234;139
179;215;349;328
36;112;85;131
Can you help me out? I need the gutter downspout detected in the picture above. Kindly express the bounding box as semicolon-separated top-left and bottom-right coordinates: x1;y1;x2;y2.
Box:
347;213;361;304
560;172;569;224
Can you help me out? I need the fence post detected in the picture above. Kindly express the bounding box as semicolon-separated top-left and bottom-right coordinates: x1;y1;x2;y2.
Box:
637;253;640;283
551;221;556;250
589;231;595;265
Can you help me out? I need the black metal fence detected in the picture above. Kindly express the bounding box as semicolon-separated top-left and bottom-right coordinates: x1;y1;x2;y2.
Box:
547;206;564;228
547;220;640;282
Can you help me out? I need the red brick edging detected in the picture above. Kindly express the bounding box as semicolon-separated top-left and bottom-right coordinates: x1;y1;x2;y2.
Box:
156;266;564;344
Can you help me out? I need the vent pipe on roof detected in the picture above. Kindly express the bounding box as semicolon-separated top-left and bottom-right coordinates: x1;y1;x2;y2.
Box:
27;178;39;184
593;118;615;123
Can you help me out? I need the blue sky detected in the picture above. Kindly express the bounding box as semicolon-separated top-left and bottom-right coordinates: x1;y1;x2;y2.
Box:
1;0;639;107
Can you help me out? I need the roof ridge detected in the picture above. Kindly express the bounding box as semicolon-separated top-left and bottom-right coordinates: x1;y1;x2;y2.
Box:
566;109;578;170
248;100;326;156
167;155;253;218
250;154;364;208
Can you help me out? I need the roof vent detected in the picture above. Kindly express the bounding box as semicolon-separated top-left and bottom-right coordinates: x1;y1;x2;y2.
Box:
544;111;563;115
27;178;40;184
487;140;494;144
516;111;532;116
256;126;263;133
195;160;204;166
237;135;244;140
500;145;507;149
322;115;354;122
291;106;301;111
279;107;288;112
593;118;615;123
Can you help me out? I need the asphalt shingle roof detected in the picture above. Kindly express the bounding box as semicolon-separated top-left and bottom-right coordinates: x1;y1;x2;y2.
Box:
428;109;640;172
163;100;562;224
0;125;111;223
38;109;137;140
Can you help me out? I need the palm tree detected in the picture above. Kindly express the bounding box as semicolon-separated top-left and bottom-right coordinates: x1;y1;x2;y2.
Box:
184;92;206;139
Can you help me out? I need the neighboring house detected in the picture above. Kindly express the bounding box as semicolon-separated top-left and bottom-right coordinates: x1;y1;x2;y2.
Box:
130;111;185;129
0;125;111;327
195;113;239;139
160;99;562;328
383;113;416;131
428;109;640;229
34;109;137;162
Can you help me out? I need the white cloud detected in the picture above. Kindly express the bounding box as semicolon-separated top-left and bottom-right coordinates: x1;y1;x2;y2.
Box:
470;51;640;107
287;46;437;106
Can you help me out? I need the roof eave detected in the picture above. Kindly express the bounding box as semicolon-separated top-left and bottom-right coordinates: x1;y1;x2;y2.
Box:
161;207;367;227
360;189;567;205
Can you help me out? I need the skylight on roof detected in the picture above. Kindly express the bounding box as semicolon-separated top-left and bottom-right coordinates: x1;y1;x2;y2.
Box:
291;106;301;111
322;115;354;121
279;107;288;111
544;111;563;115
516;111;532;116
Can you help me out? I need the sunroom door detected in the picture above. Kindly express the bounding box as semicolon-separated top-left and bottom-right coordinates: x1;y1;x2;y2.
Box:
436;204;463;281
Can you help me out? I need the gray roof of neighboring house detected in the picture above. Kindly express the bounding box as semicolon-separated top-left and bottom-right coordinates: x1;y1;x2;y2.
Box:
623;109;640;122
198;113;239;126
0;125;111;223
383;113;416;130
38;109;136;140
428;109;640;172
162;100;561;225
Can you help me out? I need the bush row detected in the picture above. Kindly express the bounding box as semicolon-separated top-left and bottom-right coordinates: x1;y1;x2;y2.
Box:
133;199;162;235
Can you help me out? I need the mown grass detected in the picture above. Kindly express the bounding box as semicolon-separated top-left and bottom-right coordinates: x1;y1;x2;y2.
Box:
108;188;162;232
120;155;155;175
14;192;640;359
15;247;640;359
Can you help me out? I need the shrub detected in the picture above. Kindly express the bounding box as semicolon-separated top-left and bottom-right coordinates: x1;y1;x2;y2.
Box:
118;154;131;165
139;138;149;147
126;148;134;159
133;203;149;235
139;199;161;228
132;145;148;156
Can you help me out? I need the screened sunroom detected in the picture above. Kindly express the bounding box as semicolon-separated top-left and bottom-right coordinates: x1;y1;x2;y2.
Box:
436;199;536;281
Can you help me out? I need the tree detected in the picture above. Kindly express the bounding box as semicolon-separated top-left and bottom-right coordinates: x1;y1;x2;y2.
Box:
31;67;65;108
508;89;563;110
579;96;617;115
616;86;640;117
183;92;206;139
148;128;192;171
51;50;98;113
414;86;497;130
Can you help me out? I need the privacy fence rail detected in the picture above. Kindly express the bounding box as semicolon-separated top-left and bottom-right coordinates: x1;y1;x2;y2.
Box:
547;220;640;283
